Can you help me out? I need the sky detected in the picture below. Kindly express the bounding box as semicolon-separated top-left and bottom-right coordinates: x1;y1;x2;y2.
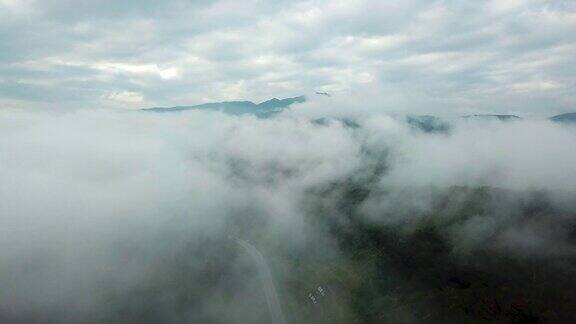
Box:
1;0;575;115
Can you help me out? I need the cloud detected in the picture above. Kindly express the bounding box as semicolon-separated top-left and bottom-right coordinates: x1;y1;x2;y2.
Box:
1;108;576;321
3;2;576;320
104;90;144;105
0;0;575;114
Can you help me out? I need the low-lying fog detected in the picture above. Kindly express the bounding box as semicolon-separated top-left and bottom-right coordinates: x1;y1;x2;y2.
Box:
1;104;576;323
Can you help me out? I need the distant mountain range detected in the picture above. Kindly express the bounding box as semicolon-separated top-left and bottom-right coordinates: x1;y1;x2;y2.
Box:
463;114;521;121
460;113;576;123
550;112;576;124
142;96;576;129
142;96;306;118
405;113;576;134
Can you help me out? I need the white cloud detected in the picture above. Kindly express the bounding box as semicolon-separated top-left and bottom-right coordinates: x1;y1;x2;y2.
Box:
0;0;34;14
104;91;144;105
0;0;575;114
511;80;564;92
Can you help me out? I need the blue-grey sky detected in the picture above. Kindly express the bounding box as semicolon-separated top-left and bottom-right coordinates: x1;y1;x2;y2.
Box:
1;0;575;115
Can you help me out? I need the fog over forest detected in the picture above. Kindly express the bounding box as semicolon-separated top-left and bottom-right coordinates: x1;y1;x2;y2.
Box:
2;103;576;322
2;0;576;323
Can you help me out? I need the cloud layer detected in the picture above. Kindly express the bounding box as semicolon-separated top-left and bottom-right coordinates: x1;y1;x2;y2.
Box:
1;108;576;322
1;0;575;114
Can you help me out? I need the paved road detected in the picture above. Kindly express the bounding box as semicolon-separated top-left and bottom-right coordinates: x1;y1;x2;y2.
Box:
235;238;286;324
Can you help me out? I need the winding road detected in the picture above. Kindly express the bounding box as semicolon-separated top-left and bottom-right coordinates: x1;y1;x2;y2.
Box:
235;238;286;324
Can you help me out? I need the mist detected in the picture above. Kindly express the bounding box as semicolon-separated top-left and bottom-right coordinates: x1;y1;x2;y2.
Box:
1;106;576;323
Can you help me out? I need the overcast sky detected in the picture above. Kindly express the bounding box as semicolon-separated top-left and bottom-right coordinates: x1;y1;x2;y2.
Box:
1;0;575;115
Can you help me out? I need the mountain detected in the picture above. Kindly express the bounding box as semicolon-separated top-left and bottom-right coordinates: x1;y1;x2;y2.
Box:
550;112;576;124
312;117;361;129
463;114;521;121
142;96;306;117
406;115;451;133
256;96;306;110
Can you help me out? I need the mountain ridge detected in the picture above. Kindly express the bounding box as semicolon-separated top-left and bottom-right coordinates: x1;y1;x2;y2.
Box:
550;112;576;123
142;96;575;126
142;95;306;117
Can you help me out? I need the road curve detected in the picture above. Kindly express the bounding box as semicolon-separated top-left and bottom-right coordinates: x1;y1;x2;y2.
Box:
235;238;286;324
